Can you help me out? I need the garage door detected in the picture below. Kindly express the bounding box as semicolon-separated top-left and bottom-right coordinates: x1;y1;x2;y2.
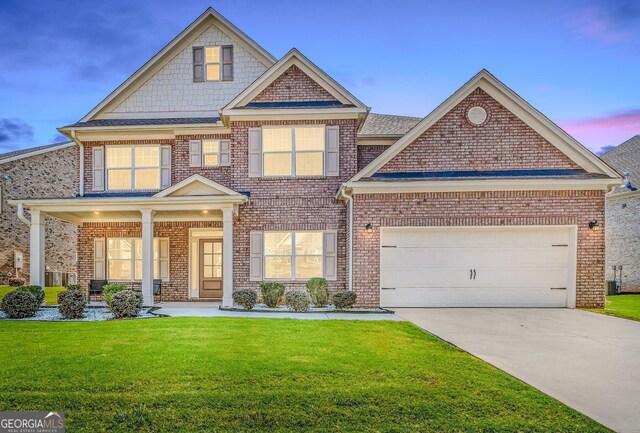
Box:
380;227;574;308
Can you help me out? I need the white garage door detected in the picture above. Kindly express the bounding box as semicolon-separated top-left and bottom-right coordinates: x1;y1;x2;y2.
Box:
380;227;575;308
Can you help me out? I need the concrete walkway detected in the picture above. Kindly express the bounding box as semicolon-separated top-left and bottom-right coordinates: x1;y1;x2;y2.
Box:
395;308;640;433
153;302;404;321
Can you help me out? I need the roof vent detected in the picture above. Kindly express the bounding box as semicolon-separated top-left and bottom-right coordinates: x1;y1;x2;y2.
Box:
467;106;487;125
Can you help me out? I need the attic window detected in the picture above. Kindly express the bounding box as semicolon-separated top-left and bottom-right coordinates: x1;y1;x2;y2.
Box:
193;46;233;82
467;106;487;126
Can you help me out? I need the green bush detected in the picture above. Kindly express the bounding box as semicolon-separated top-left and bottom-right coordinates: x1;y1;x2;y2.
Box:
58;290;86;319
306;278;329;307
232;290;257;310
7;277;26;287
260;282;285;308
285;291;310;312
333;291;357;309
103;284;127;307
65;284;83;292
15;285;45;307
1;290;39;318
109;291;143;319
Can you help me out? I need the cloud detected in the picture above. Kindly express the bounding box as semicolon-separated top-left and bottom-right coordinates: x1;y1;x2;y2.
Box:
50;132;68;143
0;118;34;143
567;6;630;43
559;109;640;152
597;145;617;155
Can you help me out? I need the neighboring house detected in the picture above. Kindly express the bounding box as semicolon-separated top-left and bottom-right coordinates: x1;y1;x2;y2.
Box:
600;135;640;293
9;7;620;308
0;142;78;281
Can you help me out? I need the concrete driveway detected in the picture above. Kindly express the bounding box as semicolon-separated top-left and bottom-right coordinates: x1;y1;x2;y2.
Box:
395;308;640;433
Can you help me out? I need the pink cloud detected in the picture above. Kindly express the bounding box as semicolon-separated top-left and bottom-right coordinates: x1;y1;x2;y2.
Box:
559;109;640;153
567;7;631;43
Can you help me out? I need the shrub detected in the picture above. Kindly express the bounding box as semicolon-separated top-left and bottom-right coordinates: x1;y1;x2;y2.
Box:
1;290;39;318
260;282;285;308
15;285;45;307
103;284;127;307
65;284;83;292
7;277;26;287
306;278;329;307
333;291;357;309
285;291;310;312
232;290;257;310
109;290;143;319
58;290;86;319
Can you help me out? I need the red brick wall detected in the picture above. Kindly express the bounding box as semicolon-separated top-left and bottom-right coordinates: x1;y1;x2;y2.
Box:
357;145;389;171
378;88;580;173
351;190;606;308
172;134;232;185
250;65;338;103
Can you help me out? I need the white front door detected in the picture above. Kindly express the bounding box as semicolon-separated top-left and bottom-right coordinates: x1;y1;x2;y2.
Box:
380;226;575;308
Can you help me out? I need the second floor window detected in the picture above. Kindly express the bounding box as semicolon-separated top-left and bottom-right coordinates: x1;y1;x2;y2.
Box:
262;126;325;177
193;46;233;82
202;140;220;167
106;146;161;191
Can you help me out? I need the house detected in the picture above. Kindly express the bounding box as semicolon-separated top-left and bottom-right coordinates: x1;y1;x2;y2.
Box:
600;135;640;293
9;7;620;308
0;142;78;281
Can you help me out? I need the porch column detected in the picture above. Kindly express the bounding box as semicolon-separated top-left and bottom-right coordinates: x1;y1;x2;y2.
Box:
29;210;46;287
141;209;155;306
222;208;233;307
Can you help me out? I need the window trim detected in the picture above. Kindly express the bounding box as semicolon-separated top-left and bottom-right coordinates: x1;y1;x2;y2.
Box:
263;231;324;281
261;125;325;178
105;145;162;192
106;237;169;282
202;139;221;168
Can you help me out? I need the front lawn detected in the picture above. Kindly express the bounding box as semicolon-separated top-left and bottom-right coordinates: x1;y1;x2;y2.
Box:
587;294;640;322
0;318;606;432
0;285;65;305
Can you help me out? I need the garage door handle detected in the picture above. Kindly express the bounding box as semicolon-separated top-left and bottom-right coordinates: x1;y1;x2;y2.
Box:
381;287;396;290
550;287;566;290
473;269;476;280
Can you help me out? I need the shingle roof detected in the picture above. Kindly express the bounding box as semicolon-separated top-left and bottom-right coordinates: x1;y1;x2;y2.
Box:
64;117;220;128
600;135;640;195
360;113;422;136
0;141;73;162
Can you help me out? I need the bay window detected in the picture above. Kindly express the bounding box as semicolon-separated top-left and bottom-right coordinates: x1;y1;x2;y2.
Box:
106;146;161;191
107;238;169;281
264;231;323;279
262;126;324;177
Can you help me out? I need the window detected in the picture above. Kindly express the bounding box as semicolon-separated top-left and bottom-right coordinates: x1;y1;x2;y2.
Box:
202;140;220;167
205;47;221;81
107;238;169;281
262;126;324;177
193;46;233;82
106;146;161;191
264;232;323;279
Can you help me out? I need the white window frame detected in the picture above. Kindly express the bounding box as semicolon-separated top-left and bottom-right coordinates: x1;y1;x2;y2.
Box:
105;145;162;191
263;231;324;280
106;237;169;282
202;139;220;167
262;126;325;178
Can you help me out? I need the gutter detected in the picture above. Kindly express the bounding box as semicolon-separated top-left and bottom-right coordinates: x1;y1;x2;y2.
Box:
336;185;354;292
16;203;30;225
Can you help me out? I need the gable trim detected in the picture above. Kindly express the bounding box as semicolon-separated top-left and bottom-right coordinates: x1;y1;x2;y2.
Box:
153;174;242;198
0;142;76;165
350;69;620;182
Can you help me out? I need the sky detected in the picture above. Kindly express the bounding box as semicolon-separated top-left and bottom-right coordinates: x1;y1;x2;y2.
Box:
0;0;639;155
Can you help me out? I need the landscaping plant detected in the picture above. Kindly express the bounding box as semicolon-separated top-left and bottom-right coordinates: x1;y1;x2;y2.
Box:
333;291;357;309
58;290;86;319
109;291;143;319
285;291;310;312
65;284;83;292
232;290;257;310
306;277;329;307
1;290;39;318
103;284;127;307
260;282;285;308
15;285;45;307
7;277;26;287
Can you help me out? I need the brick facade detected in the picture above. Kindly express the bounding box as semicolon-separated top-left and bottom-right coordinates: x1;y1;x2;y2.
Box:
250;65;338;103
357;145;389;171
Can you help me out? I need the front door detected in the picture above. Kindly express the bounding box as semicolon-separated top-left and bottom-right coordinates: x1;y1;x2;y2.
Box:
199;239;223;298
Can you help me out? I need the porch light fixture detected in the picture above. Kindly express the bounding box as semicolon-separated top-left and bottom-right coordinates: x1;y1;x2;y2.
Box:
202;210;209;214
93;211;100;215
365;223;373;233
588;220;600;231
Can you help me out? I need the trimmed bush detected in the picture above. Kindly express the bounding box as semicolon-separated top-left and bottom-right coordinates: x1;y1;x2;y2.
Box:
285;291;310;312
58;290;86;319
7;277;26;287
65;284;83;292
1;290;39;318
109;290;143;319
306;278;329;307
16;285;45;307
333;291;357;309
103;284;127;307
233;290;257;310
260;282;285;308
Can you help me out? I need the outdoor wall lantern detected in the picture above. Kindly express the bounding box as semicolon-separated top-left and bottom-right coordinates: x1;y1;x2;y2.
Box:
588;220;600;231
365;223;373;233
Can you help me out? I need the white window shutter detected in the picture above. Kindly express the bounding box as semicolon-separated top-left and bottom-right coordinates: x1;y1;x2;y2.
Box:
323;230;337;281
160;146;172;188
248;128;262;177
92;146;105;191
249;231;263;281
220;139;231;166
325;125;340;176
189;140;202;167
94;238;106;279
158;239;170;280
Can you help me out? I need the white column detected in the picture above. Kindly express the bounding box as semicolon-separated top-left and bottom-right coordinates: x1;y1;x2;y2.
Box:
222;208;234;307
141;209;155;306
29;210;46;287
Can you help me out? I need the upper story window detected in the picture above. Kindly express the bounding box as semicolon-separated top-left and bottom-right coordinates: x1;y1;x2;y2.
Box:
106;146;161;191
262;126;325;177
202;140;221;167
193;46;233;82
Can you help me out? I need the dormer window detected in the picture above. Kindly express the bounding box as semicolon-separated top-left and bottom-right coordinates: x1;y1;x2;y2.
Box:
193;46;233;82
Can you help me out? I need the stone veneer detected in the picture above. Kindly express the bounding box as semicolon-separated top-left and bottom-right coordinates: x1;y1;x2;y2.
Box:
605;196;640;292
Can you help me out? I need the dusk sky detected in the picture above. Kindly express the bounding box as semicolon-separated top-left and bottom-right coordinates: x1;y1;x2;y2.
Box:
0;0;639;155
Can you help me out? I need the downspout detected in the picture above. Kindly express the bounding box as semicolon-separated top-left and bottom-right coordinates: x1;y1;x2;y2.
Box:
70;130;85;196
16;203;30;225
337;185;354;292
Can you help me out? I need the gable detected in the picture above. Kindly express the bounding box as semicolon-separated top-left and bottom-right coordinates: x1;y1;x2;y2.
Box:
154;175;240;197
377;88;580;174
249;65;339;104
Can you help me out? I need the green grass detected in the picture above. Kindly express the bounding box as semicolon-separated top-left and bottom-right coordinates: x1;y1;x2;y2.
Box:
0;318;607;432
587;294;640;322
0;286;66;305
